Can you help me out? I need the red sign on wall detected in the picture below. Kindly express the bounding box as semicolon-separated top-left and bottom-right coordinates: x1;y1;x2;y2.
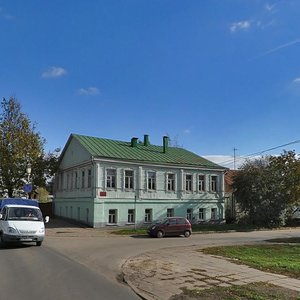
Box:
99;191;107;197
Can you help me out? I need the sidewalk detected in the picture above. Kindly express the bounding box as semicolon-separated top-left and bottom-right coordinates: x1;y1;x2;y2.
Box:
122;245;300;300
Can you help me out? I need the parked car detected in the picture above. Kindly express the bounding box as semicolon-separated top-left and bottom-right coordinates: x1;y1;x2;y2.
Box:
147;217;192;238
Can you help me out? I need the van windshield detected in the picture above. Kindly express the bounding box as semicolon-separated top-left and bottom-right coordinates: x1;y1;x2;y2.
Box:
7;207;43;221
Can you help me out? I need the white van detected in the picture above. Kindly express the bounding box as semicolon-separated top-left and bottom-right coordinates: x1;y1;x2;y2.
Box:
0;198;49;247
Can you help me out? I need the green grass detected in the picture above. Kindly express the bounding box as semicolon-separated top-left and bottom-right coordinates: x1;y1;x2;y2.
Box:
170;282;300;300
201;244;300;279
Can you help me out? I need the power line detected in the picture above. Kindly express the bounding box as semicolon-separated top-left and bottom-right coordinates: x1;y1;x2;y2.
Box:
217;139;300;167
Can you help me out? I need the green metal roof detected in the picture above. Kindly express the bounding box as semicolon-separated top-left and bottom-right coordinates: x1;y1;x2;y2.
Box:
71;134;225;169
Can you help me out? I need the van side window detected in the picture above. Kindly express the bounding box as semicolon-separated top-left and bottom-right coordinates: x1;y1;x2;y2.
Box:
1;207;7;220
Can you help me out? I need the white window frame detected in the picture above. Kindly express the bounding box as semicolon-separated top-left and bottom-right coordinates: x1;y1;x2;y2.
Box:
199;208;205;220
147;171;156;191
198;174;206;192
167;173;176;191
211;208;217;220
108;209;117;224
167;208;174;217
186;208;193;221
124;169;134;190
144;208;152;223
211;175;218;192
185;174;193;192
75;171;78;189
127;209;135;224
106;168;117;189
81;170;85;189
87;169;92;188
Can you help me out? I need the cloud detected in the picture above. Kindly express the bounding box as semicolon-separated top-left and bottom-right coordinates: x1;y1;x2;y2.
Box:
78;87;100;96
183;129;191;134
263;39;300;56
230;20;251;33
0;7;16;20
293;78;300;83
265;3;277;12
42;67;67;78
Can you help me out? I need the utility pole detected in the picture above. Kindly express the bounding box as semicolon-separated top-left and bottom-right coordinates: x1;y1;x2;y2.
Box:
233;148;237;170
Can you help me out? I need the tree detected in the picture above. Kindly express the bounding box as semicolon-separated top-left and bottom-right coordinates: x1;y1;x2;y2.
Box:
0;97;58;197
233;151;300;226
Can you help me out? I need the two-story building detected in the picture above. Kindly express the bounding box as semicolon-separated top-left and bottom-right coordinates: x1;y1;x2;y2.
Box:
54;134;226;227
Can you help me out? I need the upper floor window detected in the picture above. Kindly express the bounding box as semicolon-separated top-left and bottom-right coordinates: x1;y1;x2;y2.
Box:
125;170;134;189
167;173;175;191
185;174;192;191
148;171;156;190
198;175;206;192
81;170;85;188
87;169;92;188
75;171;78;189
106;169;116;189
211;176;218;192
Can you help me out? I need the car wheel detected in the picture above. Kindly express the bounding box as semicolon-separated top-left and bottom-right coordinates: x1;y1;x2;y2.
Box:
36;241;42;246
184;230;191;238
156;230;164;238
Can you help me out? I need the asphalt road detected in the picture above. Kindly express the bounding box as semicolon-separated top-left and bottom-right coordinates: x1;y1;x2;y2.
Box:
1;223;300;300
0;242;139;300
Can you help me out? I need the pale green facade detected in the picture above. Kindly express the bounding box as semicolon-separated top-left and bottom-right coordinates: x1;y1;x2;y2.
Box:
54;134;226;228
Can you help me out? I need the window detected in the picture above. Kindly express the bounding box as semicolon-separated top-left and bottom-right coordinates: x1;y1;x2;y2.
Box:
67;174;70;190
186;208;193;221
77;207;80;220
128;209;135;223
198;175;205;192
125;170;134;189
167;173;175;191
185;174;192;191
148;171;156;190
106;169;116;189
75;171;78;189
144;209;152;222
211;208;217;220
81;170;85;188
167;208;174;217
199;208;205;220
108;209;117;224
87;169;92;188
211;176;218;192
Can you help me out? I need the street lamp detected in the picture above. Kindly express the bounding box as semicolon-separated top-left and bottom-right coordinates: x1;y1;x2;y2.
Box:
26;163;32;199
26;163;32;183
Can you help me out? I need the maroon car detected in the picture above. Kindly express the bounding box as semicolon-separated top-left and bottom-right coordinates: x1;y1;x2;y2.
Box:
147;217;192;238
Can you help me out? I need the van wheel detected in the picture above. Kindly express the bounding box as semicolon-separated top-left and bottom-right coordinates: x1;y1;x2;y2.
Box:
36;241;42;246
184;230;191;238
156;231;164;238
0;234;6;246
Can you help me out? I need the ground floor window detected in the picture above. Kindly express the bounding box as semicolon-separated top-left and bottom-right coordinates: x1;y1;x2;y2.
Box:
145;209;152;223
167;208;174;217
186;208;193;221
108;209;117;224
128;209;135;223
199;208;205;220
211;208;217;220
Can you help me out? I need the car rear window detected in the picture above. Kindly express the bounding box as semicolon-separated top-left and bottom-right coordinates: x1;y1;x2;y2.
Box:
177;218;186;224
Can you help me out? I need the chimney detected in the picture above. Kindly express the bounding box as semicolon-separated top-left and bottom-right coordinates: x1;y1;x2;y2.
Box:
163;136;169;153
144;134;150;146
131;137;138;147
